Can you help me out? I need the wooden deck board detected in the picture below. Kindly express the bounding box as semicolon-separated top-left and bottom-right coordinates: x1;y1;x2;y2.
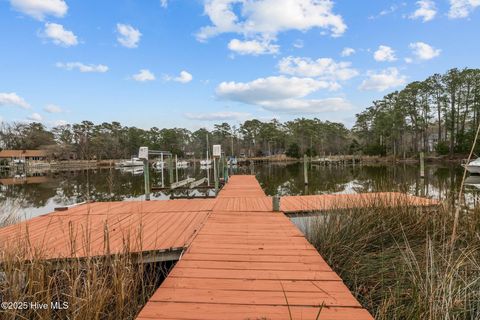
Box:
0;174;440;319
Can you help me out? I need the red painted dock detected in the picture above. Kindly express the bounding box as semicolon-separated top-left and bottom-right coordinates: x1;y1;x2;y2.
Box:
0;175;439;318
136;176;374;319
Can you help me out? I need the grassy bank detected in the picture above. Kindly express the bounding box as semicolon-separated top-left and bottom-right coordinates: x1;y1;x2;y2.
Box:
306;201;480;319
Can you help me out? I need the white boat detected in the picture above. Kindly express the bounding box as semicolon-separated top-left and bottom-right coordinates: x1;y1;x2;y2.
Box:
120;166;144;175
462;158;480;174
465;175;480;189
227;157;238;166
200;164;212;170
116;157;144;167
200;159;212;165
176;160;189;168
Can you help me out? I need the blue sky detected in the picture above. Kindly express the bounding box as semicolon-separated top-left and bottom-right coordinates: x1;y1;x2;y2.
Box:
0;0;479;130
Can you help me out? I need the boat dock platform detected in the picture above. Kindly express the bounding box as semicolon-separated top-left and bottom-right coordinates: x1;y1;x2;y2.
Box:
0;175;438;319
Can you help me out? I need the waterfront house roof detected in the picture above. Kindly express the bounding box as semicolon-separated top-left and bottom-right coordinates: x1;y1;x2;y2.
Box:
0;150;48;158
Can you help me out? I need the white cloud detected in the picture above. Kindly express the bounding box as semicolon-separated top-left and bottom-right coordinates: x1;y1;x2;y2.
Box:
215;75;350;113
42;22;78;47
132;69;156;82
341;47;355;57
448;0;480;18
165;70;193;83
10;0;67;20
410;0;437;22
374;45;396;62
56;62;108;73
197;0;346;54
278;56;358;83
228;38;279;55
405;57;413;63
27;112;42;122
0;92;30;109
184;111;251;121
198;0;346;40
409;42;441;60
160;0;168;8
360;68;407;91
44;104;63;113
116;23;141;48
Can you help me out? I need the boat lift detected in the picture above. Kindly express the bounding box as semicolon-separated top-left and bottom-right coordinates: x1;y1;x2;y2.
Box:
138;147;172;200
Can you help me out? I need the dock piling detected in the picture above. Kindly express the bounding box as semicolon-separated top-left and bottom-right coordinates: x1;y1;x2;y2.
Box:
303;154;309;185
143;159;151;201
273;195;280;211
420;152;425;178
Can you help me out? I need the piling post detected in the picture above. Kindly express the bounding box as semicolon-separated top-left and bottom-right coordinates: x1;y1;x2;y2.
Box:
303;154;309;185
420;152;425;178
273;195;281;212
168;156;174;183
161;153;164;188
143;159;151;201
213;158;218;194
175;155;179;182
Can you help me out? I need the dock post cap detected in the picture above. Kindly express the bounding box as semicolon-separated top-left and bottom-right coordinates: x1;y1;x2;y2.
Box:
273;195;281;212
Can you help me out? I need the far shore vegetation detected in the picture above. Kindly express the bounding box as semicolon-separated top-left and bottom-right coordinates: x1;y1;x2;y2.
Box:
1;68;479;161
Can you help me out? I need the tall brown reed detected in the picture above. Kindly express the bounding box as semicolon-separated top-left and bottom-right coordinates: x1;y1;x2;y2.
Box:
306;199;480;319
0;223;172;320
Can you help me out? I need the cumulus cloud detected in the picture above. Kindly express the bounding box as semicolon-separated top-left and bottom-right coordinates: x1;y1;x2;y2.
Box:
410;0;437;22
44;104;63;113
374;45;396;62
56;62;108;73
359;68;407;91
341;47;355;57
215;75;351;113
448;0;480;18
198;0;346;40
116;23;141;48
164;70;193;83
197;0;346;55
278;56;358;84
42;22;78;47
132;69;156;82
184;111;251;121
0;92;30;109
27;112;42;122
10;0;67;20
409;42;441;60
228;38;279;55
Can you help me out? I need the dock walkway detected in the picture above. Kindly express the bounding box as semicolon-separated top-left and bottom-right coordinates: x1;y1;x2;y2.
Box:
0;175;439;319
136;176;373;319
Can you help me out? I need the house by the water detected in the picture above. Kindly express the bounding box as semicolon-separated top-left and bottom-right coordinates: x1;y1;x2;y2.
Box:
0;150;49;166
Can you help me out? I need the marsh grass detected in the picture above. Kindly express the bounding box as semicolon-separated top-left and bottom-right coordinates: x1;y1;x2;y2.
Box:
0;222;174;320
306;200;480;319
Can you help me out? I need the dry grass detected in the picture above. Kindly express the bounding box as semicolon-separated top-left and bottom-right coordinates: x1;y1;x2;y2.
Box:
0;223;172;320
305;200;480;319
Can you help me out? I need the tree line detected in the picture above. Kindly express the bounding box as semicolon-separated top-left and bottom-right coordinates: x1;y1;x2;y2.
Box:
0;119;351;160
354;68;480;156
1;67;479;160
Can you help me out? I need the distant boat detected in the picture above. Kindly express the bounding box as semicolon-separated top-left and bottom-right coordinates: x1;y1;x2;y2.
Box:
200;159;212;165
462;158;480;174
116;157;144;168
120;166;144;175
465;175;480;189
176;160;189;168
200;164;212;170
227;157;238;166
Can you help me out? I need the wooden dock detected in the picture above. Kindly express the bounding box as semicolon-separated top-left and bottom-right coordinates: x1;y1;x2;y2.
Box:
136;176;375;319
0;175;439;319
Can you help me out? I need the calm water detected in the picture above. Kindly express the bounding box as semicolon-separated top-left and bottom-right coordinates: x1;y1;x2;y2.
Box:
0;162;478;220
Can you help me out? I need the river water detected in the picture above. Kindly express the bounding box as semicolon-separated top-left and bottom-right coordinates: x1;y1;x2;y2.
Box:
0;162;477;220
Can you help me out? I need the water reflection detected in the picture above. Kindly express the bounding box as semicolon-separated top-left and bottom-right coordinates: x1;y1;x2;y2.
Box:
1;162;479;219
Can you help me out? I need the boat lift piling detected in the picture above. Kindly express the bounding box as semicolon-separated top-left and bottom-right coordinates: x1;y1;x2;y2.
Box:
138;147;172;200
